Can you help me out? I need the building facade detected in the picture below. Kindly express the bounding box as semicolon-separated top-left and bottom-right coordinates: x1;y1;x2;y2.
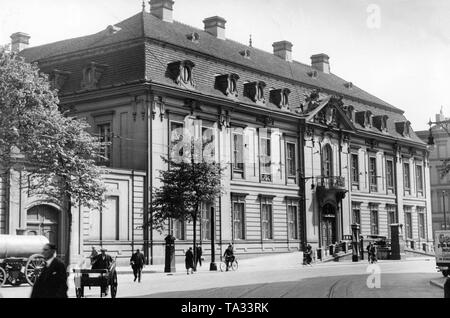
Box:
1;1;433;265
417;109;450;237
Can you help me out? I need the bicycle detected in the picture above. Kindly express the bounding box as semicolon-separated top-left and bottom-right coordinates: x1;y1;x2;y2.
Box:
219;258;238;272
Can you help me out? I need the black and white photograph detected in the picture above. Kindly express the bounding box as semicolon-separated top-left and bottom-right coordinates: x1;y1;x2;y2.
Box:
0;0;450;307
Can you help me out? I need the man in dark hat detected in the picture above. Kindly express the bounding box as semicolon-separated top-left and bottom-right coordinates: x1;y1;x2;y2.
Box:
130;249;145;283
92;247;113;296
30;243;68;298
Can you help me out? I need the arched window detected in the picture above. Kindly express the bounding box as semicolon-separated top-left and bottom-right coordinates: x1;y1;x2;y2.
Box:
322;144;333;177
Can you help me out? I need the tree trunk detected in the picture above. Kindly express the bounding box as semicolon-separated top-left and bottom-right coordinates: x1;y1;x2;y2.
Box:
65;196;72;270
193;215;197;271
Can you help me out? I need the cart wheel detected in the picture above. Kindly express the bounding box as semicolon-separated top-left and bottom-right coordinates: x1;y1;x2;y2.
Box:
25;254;46;286
0;267;6;287
442;270;449;277
231;260;239;271
110;271;118;298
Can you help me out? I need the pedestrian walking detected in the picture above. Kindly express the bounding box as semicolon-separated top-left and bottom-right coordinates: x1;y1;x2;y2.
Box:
30;243;68;298
185;247;194;275
130;249;145;283
92;248;113;296
195;244;203;269
303;244;313;266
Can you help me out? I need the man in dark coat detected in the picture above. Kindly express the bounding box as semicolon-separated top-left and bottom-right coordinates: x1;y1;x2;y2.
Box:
30;244;68;298
185;247;194;275
92;248;113;296
130;249;145;283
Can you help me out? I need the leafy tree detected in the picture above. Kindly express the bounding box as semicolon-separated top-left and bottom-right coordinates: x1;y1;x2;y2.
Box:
0;48;107;265
152;140;225;270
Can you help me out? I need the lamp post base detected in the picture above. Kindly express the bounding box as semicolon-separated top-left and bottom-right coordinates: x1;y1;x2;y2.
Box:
352;255;359;262
210;262;217;271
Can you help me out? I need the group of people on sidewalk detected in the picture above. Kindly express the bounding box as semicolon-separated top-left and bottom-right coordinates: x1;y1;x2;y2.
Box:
185;244;203;274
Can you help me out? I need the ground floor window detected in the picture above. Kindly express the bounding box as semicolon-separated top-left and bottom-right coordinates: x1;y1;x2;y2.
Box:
352;202;361;225
201;203;211;241
387;204;397;238
287;200;299;240
261;196;273;240
417;207;426;239
232;196;246;240
370;204;379;235
171;219;185;241
404;206;413;239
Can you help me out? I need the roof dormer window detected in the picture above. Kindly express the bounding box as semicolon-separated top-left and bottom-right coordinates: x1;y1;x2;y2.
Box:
240;49;251;59
81;62;107;90
49;69;71;91
355;110;373;128
215;73;239;98
373;115;389;133
186;32;200;43
244;81;266;104
395;121;411;137
270;88;290;109
167;60;196;89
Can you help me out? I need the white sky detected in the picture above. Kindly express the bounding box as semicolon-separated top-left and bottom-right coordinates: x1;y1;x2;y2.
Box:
1;0;449;131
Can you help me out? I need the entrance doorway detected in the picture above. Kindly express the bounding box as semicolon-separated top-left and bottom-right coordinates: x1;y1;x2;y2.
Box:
26;205;60;246
321;204;336;247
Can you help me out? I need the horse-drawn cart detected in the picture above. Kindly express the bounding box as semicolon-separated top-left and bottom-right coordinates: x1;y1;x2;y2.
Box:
73;259;118;298
0;234;48;287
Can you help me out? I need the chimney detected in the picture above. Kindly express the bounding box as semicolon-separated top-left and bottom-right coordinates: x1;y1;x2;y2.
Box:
149;0;174;23
203;16;227;40
272;41;293;62
10;32;30;52
311;53;330;74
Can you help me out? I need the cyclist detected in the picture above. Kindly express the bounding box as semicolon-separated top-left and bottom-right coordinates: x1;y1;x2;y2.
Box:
223;244;235;271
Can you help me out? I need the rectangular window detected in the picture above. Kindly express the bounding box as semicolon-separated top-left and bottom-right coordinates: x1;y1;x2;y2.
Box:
232;131;244;176
404;207;413;239
404;163;411;194
418;207;426;239
171;219;185;241
232;197;245;240
369;157;377;192
351;154;359;186
98;123;112;166
261;198;273;240
352;202;361;225
416;165;423;195
260;133;272;182
287;201;298;240
387;205;397;238
370;204;379;235
170;121;184;158
201;204;211;241
386;160;394;189
286;143;297;180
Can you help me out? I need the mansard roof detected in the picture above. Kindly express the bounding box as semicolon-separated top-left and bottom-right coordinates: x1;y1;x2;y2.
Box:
20;11;425;145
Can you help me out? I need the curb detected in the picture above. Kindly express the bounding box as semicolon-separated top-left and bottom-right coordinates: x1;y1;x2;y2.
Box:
430;279;445;290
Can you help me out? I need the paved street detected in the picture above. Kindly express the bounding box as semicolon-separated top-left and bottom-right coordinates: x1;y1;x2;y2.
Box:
0;253;445;298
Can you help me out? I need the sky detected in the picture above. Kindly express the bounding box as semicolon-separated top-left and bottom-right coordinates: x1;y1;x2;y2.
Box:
1;0;449;131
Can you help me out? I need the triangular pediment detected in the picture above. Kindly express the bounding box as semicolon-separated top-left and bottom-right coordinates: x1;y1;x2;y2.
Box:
306;96;355;131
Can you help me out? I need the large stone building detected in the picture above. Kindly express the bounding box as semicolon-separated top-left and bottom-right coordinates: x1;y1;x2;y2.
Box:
417;109;450;237
1;1;433;265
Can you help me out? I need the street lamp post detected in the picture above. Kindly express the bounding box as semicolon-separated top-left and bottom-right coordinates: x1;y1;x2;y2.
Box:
443;191;448;231
210;206;217;271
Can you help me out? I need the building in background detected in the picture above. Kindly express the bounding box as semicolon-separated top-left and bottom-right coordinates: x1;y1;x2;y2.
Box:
0;0;433;265
417;108;450;236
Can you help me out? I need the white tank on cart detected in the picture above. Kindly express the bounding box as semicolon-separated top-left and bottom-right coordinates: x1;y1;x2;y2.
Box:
0;235;49;259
